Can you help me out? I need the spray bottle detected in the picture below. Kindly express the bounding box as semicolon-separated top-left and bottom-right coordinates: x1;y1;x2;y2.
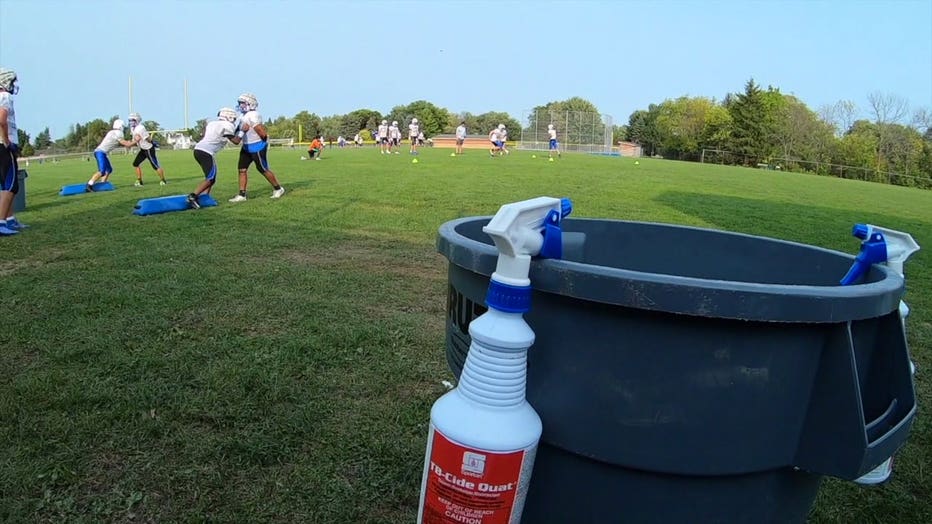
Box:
840;223;920;485
418;196;572;524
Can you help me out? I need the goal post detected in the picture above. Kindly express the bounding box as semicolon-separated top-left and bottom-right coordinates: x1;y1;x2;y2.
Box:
519;109;614;154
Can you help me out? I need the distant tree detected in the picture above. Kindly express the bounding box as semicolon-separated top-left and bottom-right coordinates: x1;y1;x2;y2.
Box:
625;106;662;156
867;91;910;170
654;96;723;160
725;78;784;164
33;127;52;150
341;109;382;137
319;115;342;140
819;100;858;137
474;111;521;138
293;110;322;141
265;115;297;139
17;129;34;156
191;118;208;141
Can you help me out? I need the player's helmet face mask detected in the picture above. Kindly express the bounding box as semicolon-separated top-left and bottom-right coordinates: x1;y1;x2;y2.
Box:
0;68;18;94
237;93;258;114
218;107;238;123
128;112;141;127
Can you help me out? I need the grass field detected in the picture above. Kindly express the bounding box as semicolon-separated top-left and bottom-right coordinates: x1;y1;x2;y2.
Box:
2;145;930;523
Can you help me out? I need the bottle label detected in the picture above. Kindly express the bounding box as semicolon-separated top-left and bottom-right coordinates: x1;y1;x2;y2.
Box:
419;426;536;524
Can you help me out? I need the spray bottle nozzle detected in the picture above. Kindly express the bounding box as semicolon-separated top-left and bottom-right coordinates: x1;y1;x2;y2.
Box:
840;223;920;285
481;196;573;306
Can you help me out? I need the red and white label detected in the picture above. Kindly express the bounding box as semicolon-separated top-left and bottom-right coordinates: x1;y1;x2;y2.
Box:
420;427;535;524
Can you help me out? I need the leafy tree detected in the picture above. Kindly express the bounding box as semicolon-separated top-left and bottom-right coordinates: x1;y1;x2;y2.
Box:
293;111;322;141
474;111;521;139
33;127;52;151
319;115;343;141
774;95;834;165
626;105;662;156
654;96;722;160
16;129;34;156
341;109;382;137
265;115;297;139
191;118;208;141
725;79;784;164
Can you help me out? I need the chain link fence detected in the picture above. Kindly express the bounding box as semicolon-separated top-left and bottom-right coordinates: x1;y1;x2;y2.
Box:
519;110;614;154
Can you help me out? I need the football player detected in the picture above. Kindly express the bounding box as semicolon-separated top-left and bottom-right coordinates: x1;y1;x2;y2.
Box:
126;112;168;186
229;92;285;202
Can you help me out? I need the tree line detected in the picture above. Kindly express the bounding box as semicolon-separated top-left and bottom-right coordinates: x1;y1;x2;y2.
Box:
624;79;931;188
20;84;931;188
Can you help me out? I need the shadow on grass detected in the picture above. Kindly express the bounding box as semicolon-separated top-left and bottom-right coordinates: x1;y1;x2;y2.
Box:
653;191;932;252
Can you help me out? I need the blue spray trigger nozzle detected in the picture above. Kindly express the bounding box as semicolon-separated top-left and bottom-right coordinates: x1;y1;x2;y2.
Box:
852;223;871;240
840;224;888;285
539;199;573;260
560;198;573;220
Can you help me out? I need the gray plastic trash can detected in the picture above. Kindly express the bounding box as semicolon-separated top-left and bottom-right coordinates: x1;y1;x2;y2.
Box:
438;217;915;523
13;169;27;212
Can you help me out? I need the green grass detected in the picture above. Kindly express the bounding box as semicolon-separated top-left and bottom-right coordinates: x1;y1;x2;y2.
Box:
1;146;930;523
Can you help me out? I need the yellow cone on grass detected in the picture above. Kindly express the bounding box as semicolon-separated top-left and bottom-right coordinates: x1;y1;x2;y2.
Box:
412;158;419;164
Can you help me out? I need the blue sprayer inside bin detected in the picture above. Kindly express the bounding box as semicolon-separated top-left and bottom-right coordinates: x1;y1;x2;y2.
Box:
438;218;916;524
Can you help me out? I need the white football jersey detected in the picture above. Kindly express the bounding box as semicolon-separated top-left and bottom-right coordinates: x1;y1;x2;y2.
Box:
489;129;500;141
241;110;264;145
455;125;466;139
95;129;124;153
548;128;557;140
408;123;419;138
0;91;17;146
195;119;236;155
390;125;400;139
132;123;153;150
378;123;388;137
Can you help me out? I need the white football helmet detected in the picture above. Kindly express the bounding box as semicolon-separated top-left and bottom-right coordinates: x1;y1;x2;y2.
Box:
547;123;554;130
218;107;238;123
498;124;505;130
237;92;258;113
411;118;418;124
392;121;398;126
128;112;141;127
112;119;125;130
381;119;387;125
0;68;18;94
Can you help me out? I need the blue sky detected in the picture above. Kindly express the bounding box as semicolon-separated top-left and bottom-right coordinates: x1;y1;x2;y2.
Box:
1;0;930;139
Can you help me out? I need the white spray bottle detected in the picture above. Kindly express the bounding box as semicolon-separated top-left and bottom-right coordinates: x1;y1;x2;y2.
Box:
842;224;920;485
417;196;572;524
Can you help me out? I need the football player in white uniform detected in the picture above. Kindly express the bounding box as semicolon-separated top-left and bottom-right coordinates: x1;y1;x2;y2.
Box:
187;107;245;209
389;121;401;154
408;118;420;155
0;67;23;234
86;119;135;191
378;119;389;154
455;121;467;155
498;124;509;156
230;92;285;202
548;123;561;159
126;112;168;186
488;126;504;157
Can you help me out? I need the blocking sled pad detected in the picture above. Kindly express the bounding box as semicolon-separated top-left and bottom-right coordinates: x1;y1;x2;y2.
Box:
60;181;115;196
133;194;218;216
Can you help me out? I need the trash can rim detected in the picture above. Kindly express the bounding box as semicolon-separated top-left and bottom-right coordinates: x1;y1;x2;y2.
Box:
438;216;904;322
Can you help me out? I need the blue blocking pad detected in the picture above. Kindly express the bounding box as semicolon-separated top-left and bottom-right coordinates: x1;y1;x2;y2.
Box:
132;194;218;216
60;181;115;196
